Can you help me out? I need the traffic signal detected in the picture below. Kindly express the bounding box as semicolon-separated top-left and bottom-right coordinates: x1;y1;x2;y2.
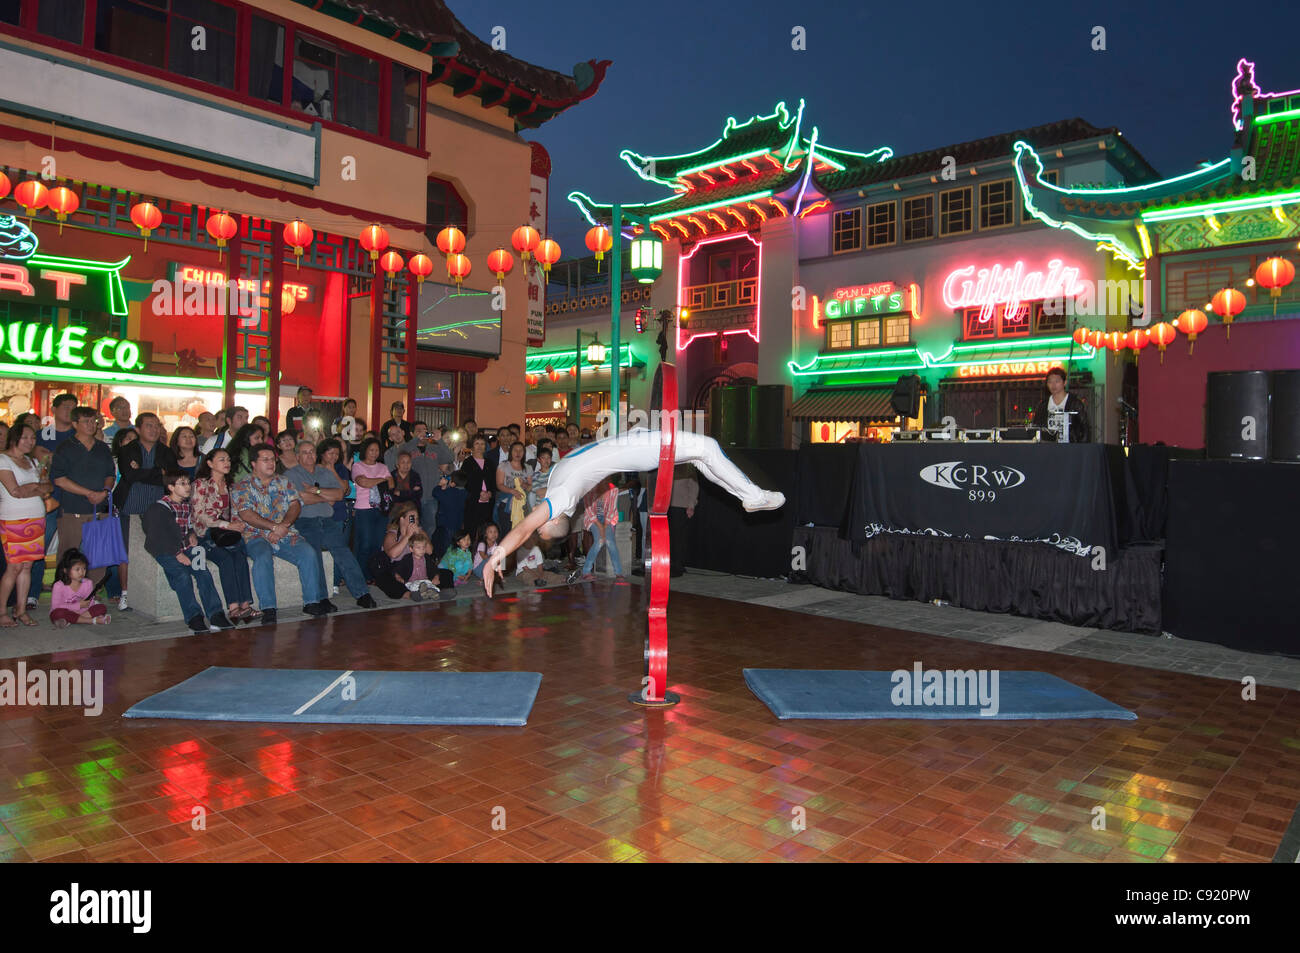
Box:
634;307;649;333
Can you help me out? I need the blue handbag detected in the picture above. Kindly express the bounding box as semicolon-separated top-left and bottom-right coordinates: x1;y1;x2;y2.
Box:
81;505;129;569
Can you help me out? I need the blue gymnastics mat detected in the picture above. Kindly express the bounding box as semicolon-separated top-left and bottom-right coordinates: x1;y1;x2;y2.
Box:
743;669;1136;721
124;667;543;726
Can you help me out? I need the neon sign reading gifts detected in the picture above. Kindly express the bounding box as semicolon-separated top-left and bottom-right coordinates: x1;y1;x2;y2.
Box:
942;258;1083;323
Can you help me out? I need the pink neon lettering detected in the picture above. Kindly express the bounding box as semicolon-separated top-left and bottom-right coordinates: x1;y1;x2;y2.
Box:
39;270;87;300
942;259;1081;318
0;264;35;297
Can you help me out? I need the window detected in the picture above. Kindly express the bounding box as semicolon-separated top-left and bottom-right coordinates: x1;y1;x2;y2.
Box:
292;34;379;134
828;322;852;349
390;64;421;147
999;303;1031;337
940;187;972;236
94;0;236;88
1033;300;1067;333
0;0;20;25
885;316;910;345
854;320;880;348
963;303;1051;340
962;307;997;340
866;201;896;247
426;176;469;246
39;0;86;43
903;195;933;242
979;179;1014;229
248;15;284;105
832;208;861;254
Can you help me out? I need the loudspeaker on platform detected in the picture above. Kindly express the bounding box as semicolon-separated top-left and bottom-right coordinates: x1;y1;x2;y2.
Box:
891;374;922;419
1269;370;1300;462
1206;370;1270;460
710;385;750;448
748;384;791;449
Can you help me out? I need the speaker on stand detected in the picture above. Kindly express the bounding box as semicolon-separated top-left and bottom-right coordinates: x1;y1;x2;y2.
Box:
748;384;791;448
710;385;750;448
1206;370;1270;460
1270;370;1300;462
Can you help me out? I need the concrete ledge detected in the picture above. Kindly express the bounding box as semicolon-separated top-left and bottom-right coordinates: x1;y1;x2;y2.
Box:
128;523;333;623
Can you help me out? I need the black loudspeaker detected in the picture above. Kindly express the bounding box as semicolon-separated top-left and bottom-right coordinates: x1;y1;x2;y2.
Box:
891;374;922;419
1206;370;1270;460
710;385;749;447
1270;370;1300;462
748;384;791;449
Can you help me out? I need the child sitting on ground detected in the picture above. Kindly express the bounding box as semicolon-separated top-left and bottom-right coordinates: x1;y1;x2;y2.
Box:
471;522;502;581
392;531;438;601
437;528;473;588
49;548;110;627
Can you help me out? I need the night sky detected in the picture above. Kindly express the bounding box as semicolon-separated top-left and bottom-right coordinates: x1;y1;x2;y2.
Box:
458;0;1298;255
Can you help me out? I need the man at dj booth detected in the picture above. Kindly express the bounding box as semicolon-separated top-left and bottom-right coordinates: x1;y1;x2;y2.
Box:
1030;366;1091;443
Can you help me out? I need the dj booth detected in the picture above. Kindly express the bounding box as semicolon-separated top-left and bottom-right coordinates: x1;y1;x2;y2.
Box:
686;441;1168;635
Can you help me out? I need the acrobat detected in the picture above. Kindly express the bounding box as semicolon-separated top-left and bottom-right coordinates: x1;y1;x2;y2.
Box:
483;429;785;597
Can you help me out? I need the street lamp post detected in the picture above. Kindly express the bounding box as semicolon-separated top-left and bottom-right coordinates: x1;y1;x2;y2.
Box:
608;206;662;436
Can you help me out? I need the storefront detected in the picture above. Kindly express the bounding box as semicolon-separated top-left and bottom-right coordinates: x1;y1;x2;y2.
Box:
523;341;648;433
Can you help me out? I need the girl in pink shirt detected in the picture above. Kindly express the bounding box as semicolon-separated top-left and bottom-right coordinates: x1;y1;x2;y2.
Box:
50;548;110;627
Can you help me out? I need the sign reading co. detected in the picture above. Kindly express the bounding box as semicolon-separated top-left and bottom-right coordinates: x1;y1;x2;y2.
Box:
0;321;145;371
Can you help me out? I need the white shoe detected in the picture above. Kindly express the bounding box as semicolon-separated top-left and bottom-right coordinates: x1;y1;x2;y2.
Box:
742;490;786;512
118;593;130;611
405;581;421;592
332;585;339;596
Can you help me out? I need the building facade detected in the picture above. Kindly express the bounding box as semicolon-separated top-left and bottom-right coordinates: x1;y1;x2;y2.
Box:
551;102;1158;445
0;0;605;432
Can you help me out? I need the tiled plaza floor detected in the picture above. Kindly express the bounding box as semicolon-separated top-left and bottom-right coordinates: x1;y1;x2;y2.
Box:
1;580;1297;863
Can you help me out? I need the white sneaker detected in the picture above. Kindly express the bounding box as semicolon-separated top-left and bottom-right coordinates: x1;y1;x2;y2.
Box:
26;597;37;609
405;581;421;592
332;585;339;596
742;490;786;512
118;593;130;612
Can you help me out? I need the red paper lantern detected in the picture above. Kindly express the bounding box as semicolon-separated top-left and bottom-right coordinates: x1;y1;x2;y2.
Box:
1128;328;1150;360
1174;309;1208;355
1149;321;1177;364
1255;257;1295;314
1085;329;1105;349
1209;287;1246;339
446;252;471;288
487;247;514;281
14;180;47;216
284;219;313;269
359;225;389;261
408;253;434;285
0;171;10;202
536;238;561;273
512;225;540;260
46;186;79;234
436;226;466;257
820;423;830;442
1103;330;1126;355
206;211;237;262
379;250;405;280
130;201;163;250
585;225;613;271
1072;327;1090;347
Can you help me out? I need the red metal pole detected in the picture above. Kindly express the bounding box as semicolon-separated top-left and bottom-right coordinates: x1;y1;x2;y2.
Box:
268;222;285;429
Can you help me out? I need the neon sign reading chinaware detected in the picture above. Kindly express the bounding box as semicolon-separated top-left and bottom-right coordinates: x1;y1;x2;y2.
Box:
942;258;1083;324
0;320;143;371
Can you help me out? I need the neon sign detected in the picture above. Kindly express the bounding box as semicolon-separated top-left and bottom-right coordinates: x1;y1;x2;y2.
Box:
0;217;130;316
956;360;1058;379
832;282;895;301
822;282;921;322
1;321;145;371
942;258;1082;324
176;266;313;302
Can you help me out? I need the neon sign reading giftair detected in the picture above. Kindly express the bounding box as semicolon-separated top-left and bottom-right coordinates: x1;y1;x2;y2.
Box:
942;258;1082;324
1;321;142;371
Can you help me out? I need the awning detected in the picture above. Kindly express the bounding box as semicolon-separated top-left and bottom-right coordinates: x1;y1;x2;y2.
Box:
525;343;647;375
787;347;926;378
790;387;898;422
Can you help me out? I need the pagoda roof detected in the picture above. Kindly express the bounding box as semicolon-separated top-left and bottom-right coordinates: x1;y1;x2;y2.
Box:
815;117;1157;194
1013;60;1300;269
570;100;890;240
294;0;610;129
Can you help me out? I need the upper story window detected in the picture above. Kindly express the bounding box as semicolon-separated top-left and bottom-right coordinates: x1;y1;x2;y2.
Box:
866;200;896;247
979;179;1014;229
390;65;422;148
39;0;85;43
940;186;972;236
962;302;1063;340
293;34;379;135
426;176;469;246
903;195;933;242
832;207;862;254
95;0;237;89
826;315;910;351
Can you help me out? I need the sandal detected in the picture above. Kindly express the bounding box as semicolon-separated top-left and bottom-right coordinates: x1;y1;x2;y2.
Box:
0;613;17;628
15;613;37;627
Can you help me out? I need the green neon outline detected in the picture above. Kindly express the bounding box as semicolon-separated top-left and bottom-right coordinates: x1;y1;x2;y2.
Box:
525;342;641;369
928;350;1094;370
649;189;774;222
671;147;775;179
1012;141;1231;198
0;361;263;389
1140;188;1300;222
1253;106;1300;126
787;360;927;377
1012;142;1144;271
417;318;499;333
24;254;131;316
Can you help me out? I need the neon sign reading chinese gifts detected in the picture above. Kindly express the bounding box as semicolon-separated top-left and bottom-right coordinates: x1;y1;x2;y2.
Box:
942;258;1083;323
